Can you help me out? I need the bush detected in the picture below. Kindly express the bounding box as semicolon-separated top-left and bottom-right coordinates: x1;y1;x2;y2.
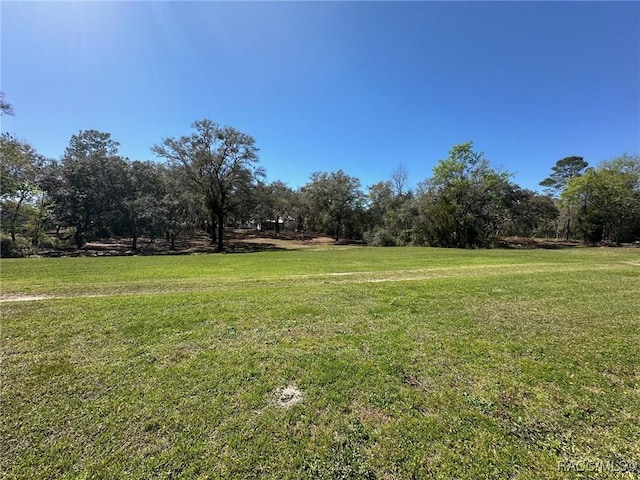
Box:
363;228;399;247
0;237;11;257
0;235;37;257
36;234;67;249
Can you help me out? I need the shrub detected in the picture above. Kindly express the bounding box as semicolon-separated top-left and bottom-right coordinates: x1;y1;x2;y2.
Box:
363;228;398;247
0;235;37;257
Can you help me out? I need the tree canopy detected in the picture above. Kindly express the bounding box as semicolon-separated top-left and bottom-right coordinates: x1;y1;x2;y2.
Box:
303;170;364;241
1;104;638;256
563;155;640;243
152;119;262;251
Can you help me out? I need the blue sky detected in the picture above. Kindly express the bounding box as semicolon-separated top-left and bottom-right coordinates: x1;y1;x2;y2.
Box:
2;1;639;192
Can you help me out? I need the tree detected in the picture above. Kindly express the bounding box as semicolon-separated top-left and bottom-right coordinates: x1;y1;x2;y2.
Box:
364;181;397;246
0;92;14;116
159;165;201;250
269;180;295;236
291;188;312;240
416;141;511;247
239;180;294;235
497;187;559;238
540;156;588;195
563;155;640;243
121;161;166;250
0;134;46;243
391;164;409;197
303;170;364;241
152;119;261;252
540;156;588;240
46;130;128;248
364;178;415;246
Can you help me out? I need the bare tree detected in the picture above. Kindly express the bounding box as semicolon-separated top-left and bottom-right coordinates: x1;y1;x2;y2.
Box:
391;164;408;197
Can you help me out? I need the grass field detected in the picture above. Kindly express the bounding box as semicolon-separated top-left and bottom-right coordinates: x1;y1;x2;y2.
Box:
1;246;639;479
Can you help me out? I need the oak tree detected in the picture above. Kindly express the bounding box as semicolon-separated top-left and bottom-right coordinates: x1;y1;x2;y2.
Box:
152;119;261;251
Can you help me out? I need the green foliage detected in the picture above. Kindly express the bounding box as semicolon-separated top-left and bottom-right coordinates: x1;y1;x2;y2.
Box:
0;133;38;197
539;156;588;195
119;161;168;249
157;165;201;250
303;170;364;241
0;233;36;257
152;119;262;251
240;180;295;235
539;156;589;240
363;227;399;246
0;119;633;251
563;154;640;243
499;189;559;238
0;133;48;244
44;130;128;247
364;179;415;246
415;141;512;248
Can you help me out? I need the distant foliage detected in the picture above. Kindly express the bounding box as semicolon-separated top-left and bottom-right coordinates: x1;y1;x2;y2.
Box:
562;154;640;243
152;119;262;251
363;227;399;247
413;142;514;248
2;105;638;254
302;170;364;242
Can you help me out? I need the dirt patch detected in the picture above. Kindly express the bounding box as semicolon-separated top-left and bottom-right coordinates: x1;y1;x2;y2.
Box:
499;236;582;249
350;399;393;426
275;385;303;408
227;230;340;251
0;295;54;303
357;405;392;426
25;229;341;258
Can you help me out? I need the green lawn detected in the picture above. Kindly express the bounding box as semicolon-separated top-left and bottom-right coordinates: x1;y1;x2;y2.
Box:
1;247;639;479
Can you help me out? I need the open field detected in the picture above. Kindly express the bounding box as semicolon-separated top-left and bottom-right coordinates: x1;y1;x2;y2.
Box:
1;247;639;479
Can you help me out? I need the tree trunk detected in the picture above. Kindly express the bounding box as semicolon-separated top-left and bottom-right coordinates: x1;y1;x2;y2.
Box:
9;194;26;243
210;211;216;244
75;225;83;249
216;211;224;252
131;218;138;250
31;197;45;246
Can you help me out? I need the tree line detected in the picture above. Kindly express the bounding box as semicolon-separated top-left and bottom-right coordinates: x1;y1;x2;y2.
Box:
2;99;639;256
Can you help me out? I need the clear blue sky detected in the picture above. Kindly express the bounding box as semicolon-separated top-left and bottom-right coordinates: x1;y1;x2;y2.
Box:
2;1;639;192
